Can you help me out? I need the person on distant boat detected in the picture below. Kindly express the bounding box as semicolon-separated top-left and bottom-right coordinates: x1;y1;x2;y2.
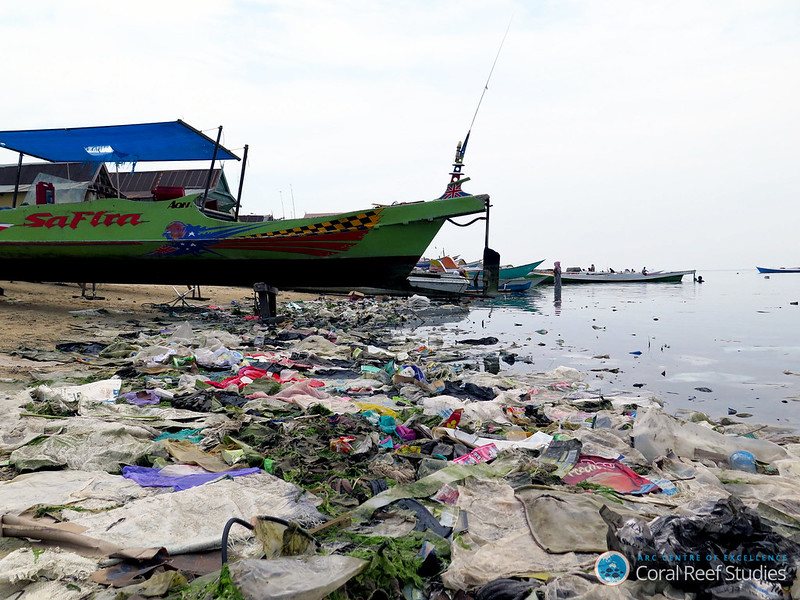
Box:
609;268;615;273
589;264;595;272
642;267;648;275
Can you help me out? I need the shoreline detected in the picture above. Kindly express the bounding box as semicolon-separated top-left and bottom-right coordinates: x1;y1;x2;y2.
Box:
0;281;316;353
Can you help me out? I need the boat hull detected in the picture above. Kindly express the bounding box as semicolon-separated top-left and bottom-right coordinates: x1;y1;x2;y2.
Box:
0;194;488;289
532;270;695;284
466;260;546;292
498;260;545;279
756;267;800;273
468;274;547;293
407;272;470;295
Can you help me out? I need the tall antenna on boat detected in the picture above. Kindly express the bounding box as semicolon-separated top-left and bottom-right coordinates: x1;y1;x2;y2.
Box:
439;18;511;201
461;17;512;157
440;20;511;297
290;184;296;218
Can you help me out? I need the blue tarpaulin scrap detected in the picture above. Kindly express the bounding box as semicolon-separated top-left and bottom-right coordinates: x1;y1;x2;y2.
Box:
0;120;240;163
122;465;260;491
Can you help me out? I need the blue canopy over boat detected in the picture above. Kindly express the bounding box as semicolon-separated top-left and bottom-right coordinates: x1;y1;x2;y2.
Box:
0;120;239;163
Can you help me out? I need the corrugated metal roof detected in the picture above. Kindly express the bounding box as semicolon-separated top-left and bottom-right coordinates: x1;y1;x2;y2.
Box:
116;169;221;199
0;162;101;186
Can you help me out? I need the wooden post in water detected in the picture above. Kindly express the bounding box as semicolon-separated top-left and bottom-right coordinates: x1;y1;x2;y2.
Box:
554;261;562;303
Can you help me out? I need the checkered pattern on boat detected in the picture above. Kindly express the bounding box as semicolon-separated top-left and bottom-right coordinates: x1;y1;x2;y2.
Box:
250;210;382;238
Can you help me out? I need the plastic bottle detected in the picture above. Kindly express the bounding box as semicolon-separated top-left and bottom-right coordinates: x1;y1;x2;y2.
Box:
729;450;757;473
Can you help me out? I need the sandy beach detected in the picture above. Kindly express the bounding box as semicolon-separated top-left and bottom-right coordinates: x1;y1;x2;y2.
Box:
0;281;316;383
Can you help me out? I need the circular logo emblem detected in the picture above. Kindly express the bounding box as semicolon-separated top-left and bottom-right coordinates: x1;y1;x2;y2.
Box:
595;551;630;586
164;221;187;240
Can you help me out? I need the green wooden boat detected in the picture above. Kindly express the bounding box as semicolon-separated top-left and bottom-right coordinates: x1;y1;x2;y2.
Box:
0;121;489;291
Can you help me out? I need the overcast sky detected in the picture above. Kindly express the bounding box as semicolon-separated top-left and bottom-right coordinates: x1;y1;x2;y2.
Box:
2;1;798;271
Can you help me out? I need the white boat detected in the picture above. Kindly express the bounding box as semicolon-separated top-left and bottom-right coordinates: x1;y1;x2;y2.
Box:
407;270;470;295
532;269;696;284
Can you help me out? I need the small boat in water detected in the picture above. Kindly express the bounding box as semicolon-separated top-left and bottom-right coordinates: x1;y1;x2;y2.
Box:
532;268;696;284
407;270;470;295
756;266;800;273
466;259;546;292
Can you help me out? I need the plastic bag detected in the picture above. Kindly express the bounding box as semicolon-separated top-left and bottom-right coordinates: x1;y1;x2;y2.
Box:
601;496;800;597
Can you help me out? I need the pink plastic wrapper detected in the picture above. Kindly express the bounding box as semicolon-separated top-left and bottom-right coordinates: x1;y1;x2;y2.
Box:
562;455;661;495
395;425;417;441
452;443;498;466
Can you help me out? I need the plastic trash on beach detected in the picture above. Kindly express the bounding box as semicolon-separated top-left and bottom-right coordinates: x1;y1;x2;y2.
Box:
729;450;757;473
561;455;661;494
452;443;498;466
229;555;368;600
539;438;582;477
601;496;800;598
407;294;431;310
632;407;788;464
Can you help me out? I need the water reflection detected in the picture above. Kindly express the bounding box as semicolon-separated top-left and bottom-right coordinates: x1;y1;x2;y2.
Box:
473;280;697;317
472;287;548;313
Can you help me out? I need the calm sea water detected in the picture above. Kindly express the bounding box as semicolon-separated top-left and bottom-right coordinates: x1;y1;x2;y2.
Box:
417;269;800;430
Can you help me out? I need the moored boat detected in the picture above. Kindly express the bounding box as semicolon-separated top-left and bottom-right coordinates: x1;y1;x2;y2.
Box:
497;260;545;280
407;270;470;295
756;266;800;273
465;259;545;292
532;269;696;284
0;121;491;292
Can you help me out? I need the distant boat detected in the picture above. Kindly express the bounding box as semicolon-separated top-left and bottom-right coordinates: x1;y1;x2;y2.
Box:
756;266;800;273
532;269;696;284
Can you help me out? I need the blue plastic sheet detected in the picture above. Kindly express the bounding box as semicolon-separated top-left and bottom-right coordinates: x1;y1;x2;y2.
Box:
122;465;260;491
120;390;161;406
153;428;205;444
0;121;239;163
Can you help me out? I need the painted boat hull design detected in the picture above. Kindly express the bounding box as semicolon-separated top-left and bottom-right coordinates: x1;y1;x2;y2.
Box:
0;193;488;289
532;269;695;284
756;267;800;273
